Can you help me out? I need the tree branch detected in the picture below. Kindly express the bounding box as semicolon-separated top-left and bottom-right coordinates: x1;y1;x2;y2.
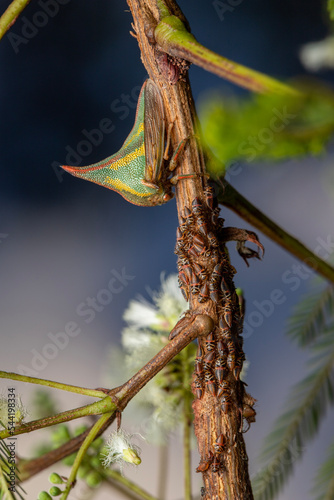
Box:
217;178;334;283
19;314;212;480
126;1;256;499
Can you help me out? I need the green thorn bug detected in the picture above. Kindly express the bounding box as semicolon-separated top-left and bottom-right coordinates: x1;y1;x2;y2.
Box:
61;79;188;206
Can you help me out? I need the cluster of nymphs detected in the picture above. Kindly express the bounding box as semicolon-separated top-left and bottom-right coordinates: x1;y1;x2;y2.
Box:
175;187;247;398
174;186;261;473
196;432;227;474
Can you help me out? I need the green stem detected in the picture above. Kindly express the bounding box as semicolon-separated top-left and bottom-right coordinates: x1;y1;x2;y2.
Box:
156;0;169;17
60;413;112;500
0;370;107;398
0;0;31;40
216;178;334;284
154;11;300;96
103;468;159;500
0;397;115;439
18;415;114;481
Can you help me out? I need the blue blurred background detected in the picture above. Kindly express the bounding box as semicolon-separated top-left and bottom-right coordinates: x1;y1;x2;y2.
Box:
1;0;334;498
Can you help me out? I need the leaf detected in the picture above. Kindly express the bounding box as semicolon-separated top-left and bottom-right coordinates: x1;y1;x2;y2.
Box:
199;80;334;175
287;283;334;347
252;329;334;500
312;441;334;500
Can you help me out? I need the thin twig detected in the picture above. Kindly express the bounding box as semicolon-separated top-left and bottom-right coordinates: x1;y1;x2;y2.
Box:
0;398;115;440
0;371;107;398
0;0;31;40
18;314;213;480
217;178;334;283
19;415;115;481
60;414;112;500
103;468;159;500
154;6;300;96
116;314;213;408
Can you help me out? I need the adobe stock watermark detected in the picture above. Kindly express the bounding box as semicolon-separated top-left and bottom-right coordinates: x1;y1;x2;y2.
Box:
7;0;71;54
213;0;244;21
242;234;334;339
17;268;135;376
52;85;142;183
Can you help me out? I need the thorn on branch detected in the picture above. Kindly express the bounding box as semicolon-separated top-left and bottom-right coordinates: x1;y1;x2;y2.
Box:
219;227;265;266
169;312;214;341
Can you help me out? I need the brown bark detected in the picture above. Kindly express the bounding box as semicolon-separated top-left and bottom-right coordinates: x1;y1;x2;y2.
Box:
126;1;256;498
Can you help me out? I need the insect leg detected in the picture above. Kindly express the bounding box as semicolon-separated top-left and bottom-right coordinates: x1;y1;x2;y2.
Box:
169;172;209;185
168;137;188;172
163;122;174;160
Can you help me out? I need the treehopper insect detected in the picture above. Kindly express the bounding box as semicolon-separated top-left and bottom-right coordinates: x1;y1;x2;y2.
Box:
61;79;188;206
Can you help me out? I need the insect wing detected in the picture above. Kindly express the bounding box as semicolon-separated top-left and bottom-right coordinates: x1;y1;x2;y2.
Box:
144;79;165;183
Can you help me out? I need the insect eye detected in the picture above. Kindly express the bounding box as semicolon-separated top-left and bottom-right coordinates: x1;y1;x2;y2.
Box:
163;193;174;203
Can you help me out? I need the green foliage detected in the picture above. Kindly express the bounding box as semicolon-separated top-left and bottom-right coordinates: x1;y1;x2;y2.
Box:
328;0;334;20
73;425;88;437
252;280;334;500
85;471;102;488
253;332;334;499
34;421;107;497
77;463;91;479
31;390;59;420
287;284;334;347
312;442;334;500
199;81;334;176
51;425;71;447
61;454;76;467
0;441;25;500
89;436;104;451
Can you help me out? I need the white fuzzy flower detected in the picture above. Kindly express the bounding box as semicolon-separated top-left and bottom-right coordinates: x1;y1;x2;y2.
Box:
123;273;187;334
102;429;141;470
122;327;154;352
112;274;194;444
300;36;334;71
0;394;26;429
123;299;158;329
122;327;166;370
153;272;187;325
